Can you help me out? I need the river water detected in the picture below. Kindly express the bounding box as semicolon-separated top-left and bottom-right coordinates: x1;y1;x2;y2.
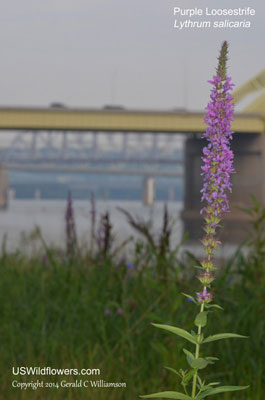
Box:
0;199;240;260
0;199;184;253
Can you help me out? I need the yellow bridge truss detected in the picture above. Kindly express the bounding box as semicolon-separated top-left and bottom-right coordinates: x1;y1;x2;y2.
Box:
233;68;265;113
0;108;263;134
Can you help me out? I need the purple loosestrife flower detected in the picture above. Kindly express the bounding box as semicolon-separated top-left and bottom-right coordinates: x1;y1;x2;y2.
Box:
196;287;213;303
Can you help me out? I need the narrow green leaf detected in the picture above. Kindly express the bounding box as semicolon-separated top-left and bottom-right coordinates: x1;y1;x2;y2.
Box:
183;369;197;383
152;324;197;344
195;312;208;327
183;348;195;367
140;391;192;399
200;386;212;392
197;375;202;386
164;366;181;377
186;356;193;368
203;333;248;344
200;382;220;391
197;385;249;399
183;348;195;360
190;358;209;369
204;304;223;310
204;356;219;364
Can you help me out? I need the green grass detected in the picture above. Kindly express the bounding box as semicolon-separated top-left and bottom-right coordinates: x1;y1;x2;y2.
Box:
0;248;264;400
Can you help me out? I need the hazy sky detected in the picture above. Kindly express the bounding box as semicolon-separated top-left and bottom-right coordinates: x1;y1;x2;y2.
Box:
0;0;264;111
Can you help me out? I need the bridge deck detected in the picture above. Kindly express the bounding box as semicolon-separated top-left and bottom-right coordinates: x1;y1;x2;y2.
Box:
0;108;264;133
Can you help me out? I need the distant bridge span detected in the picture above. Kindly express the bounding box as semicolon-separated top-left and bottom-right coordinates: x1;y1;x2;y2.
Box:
6;163;183;178
0;107;264;133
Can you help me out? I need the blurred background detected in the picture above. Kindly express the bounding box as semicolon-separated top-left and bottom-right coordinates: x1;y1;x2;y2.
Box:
0;1;264;399
0;0;264;249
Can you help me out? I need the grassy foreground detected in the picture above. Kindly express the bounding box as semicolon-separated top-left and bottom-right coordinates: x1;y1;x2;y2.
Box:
0;198;264;399
0;249;264;399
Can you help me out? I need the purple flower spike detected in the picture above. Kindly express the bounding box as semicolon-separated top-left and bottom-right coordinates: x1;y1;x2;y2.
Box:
65;192;77;257
200;41;235;258
201;78;235;215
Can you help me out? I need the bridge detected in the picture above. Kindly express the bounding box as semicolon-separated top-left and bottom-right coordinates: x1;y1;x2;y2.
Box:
0;107;263;133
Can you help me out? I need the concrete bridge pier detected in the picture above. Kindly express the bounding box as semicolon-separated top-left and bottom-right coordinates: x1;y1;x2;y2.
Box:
0;165;8;209
143;176;155;206
181;133;265;243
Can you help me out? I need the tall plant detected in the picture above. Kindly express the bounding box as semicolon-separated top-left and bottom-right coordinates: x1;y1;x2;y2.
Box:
65;191;77;258
140;42;249;399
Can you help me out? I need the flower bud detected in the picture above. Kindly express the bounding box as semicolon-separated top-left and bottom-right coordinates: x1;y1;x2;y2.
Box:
200;259;216;271
198;272;215;286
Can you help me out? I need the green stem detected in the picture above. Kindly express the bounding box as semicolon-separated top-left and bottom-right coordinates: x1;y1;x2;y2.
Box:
191;290;206;398
183;384;189;396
